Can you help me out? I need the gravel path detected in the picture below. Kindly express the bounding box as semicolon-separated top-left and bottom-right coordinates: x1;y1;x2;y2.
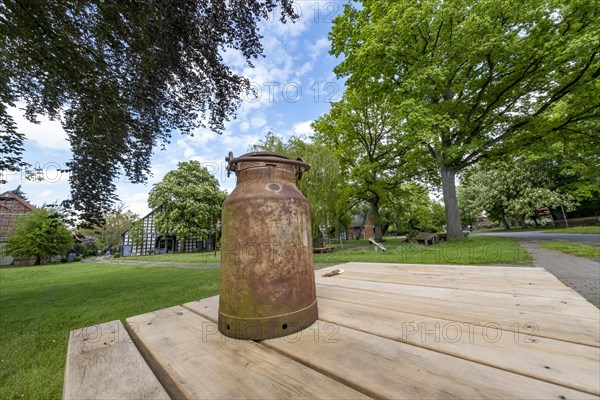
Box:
522;242;600;306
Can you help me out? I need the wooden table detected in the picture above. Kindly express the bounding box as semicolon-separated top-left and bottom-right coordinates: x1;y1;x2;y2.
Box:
64;262;600;399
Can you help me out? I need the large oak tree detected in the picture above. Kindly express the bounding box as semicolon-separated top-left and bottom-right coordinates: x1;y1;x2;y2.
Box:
0;0;296;223
329;0;599;239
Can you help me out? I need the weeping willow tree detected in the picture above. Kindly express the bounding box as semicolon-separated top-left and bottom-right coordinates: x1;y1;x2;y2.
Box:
250;132;351;246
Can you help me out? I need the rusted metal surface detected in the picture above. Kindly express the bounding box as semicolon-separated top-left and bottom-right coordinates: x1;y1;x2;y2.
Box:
219;152;318;340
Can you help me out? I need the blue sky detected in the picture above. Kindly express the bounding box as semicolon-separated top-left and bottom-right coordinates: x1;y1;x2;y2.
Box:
0;1;346;217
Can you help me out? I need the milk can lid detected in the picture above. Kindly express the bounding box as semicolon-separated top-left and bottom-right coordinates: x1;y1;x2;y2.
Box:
225;151;310;178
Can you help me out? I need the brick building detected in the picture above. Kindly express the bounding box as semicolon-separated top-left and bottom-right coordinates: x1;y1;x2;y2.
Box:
0;191;35;265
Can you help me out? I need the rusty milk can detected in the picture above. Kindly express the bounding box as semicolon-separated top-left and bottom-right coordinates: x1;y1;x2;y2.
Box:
218;151;318;340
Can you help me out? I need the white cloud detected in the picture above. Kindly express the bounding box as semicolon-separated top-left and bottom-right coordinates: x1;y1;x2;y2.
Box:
293;120;314;136
121;192;150;217
308;37;330;60
176;138;197;159
250;114;267;129
9;106;69;150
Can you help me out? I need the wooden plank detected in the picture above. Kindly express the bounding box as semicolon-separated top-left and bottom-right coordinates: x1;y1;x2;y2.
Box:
324;269;582;299
324;265;574;287
187;295;600;394
187;297;598;399
184;296;219;322
317;297;600;395
316;277;598;318
126;306;368;400
263;323;596;399
323;263;570;285
324;262;547;276
317;284;600;347
64;320;169;400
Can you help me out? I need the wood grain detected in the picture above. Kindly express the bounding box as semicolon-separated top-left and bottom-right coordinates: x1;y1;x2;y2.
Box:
63;320;169;400
126;306;368;400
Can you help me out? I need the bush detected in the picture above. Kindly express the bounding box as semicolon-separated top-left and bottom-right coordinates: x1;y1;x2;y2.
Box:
60;258;68;263
113;252;121;259
73;256;82;262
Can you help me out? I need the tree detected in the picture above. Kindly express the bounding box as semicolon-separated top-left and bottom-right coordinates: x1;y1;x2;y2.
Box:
75;236;99;257
312;89;422;241
1;0;297;222
382;183;445;234
1;207;73;265
329;0;600;239
129;220;145;248
251;132;351;246
148;161;226;248
458;160;575;228
78;207;138;251
9;185;28;201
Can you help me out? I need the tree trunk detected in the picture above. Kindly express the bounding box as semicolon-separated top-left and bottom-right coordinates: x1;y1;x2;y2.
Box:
440;164;464;240
501;214;510;229
370;199;383;242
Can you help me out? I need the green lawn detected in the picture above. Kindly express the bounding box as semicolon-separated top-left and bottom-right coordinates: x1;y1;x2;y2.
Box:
477;225;600;234
315;236;531;266
0;263;219;399
125;251;220;263
538;241;600;260
546;226;600;234
118;236;532;266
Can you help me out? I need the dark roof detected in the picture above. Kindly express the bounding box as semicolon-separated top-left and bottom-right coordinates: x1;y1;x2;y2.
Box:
0;191;35;211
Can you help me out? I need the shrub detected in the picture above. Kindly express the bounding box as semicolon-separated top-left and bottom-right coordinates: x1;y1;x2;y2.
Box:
73;256;82;262
60;258;68;263
113;252;121;259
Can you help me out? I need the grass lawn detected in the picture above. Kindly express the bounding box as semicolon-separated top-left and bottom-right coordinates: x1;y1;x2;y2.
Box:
538;241;600;260
315;235;531;266
477;225;600;234
125;251;220;263
545;226;600;234
0;263;219;399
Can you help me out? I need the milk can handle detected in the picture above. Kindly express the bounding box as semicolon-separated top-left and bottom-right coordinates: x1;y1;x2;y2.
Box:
226;152;310;179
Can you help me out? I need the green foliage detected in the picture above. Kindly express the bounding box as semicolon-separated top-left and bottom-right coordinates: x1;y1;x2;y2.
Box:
328;0;600;239
129;219;145;247
382;183;445;234
148;161;226;244
1;0;297;222
0;104;27;184
73;256;82;262
1;208;73;265
113;252;121;259
60;257;68;263
75;236;99;257
79;207;138;251
9;185;28;201
251;132;351;246
458;160;575;226
312;89;423;241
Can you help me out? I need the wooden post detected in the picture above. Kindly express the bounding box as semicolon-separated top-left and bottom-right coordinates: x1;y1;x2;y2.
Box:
214;220;221;258
560;203;569;228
